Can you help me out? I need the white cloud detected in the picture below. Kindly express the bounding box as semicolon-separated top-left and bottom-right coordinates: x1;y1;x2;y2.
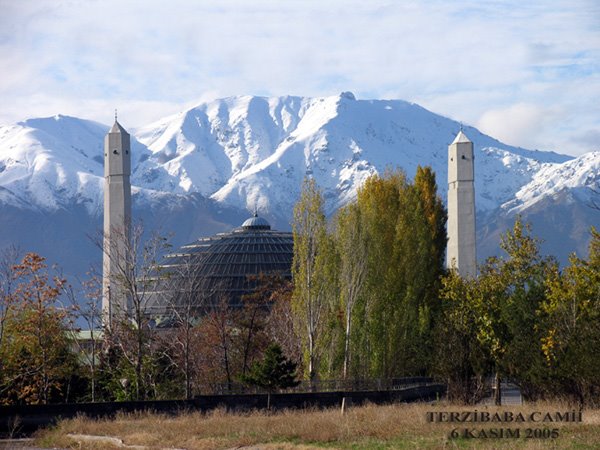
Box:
477;103;559;150
0;0;598;156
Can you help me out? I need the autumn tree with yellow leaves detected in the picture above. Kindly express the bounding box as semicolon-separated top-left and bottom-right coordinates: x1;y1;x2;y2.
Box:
0;253;79;404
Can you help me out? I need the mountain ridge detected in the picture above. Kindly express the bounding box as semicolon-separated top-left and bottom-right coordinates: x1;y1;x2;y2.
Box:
1;93;598;277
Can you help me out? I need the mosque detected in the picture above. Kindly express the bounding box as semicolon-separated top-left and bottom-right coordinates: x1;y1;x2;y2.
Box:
101;119;293;327
145;213;294;318
101;118;475;328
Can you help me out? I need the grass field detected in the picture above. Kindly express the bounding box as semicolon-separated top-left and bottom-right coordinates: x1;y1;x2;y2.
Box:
35;401;600;449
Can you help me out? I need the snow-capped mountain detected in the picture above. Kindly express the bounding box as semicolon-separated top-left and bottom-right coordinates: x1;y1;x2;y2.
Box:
0;116;106;212
135;93;571;220
476;151;600;262
0;115;248;278
504;151;600;214
1;93;598;279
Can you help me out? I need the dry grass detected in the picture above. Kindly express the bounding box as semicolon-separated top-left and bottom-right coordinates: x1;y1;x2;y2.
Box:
35;401;600;449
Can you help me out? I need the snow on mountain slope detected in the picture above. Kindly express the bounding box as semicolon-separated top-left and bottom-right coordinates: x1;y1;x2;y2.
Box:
201;93;572;217
0;114;171;215
1;94;598;271
0;115;107;212
0;94;584;224
135;95;310;196
503;151;600;213
0;94;577;223
0;114;250;281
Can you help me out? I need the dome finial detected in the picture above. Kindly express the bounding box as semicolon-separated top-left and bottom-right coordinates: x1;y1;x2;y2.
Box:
115;108;118;122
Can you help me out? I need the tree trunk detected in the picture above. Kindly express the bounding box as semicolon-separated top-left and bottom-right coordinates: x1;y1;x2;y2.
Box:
185;324;191;399
91;339;96;402
343;306;353;379
221;322;232;392
308;331;316;389
242;308;258;376
494;372;502;406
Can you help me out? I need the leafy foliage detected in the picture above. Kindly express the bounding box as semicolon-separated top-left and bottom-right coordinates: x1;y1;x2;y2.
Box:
3;169;599;407
434;270;489;404
241;343;300;392
476;218;556;400
540;227;600;406
348;167;447;378
290;168;447;381
292;178;337;381
0;253;81;404
241;342;300;409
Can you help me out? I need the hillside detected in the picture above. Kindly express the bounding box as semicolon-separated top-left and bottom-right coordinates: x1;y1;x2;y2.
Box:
1;93;598;278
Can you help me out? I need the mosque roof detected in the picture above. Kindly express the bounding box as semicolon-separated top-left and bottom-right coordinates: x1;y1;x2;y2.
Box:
150;215;293;312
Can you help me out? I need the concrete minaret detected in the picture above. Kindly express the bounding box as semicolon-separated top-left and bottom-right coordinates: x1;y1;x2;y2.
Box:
447;130;476;278
102;115;132;329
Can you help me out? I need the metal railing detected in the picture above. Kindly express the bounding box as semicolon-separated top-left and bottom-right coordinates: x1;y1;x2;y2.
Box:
198;377;435;395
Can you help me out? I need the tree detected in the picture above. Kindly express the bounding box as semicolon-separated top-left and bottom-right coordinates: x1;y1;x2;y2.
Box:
413;166;447;271
157;255;214;399
333;203;368;379
96;222;171;400
392;166;447;374
541;227;600;406
265;279;302;370
454;217;555;404
0;253;78;405
0;246;19;374
292;178;335;382
192;296;240;393
434;218;559;405
68;268;103;402
238;274;283;378
434;270;489;404
241;343;300;409
349;167;446;378
350;171;404;377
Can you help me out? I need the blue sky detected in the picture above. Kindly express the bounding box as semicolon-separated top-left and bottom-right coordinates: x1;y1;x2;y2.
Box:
1;0;598;156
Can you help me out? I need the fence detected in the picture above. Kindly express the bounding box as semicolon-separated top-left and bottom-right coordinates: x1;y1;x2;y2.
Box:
205;376;434;395
0;380;445;437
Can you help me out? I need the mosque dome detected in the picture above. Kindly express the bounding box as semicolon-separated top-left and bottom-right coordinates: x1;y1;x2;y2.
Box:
150;214;293;315
241;214;271;230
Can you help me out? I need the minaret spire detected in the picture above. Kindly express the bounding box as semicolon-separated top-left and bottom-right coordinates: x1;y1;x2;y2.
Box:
102;114;132;329
447;129;477;278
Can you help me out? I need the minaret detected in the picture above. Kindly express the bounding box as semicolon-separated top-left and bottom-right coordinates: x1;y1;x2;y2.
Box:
102;114;132;329
447;130;477;278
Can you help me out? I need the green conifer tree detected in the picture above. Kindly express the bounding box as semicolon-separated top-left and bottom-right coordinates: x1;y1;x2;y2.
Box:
241;343;300;409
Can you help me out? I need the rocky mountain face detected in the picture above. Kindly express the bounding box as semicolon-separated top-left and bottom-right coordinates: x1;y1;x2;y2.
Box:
1;93;598;280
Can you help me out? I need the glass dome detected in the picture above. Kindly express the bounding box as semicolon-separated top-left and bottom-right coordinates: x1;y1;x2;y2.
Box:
150;215;293;315
241;214;271;230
